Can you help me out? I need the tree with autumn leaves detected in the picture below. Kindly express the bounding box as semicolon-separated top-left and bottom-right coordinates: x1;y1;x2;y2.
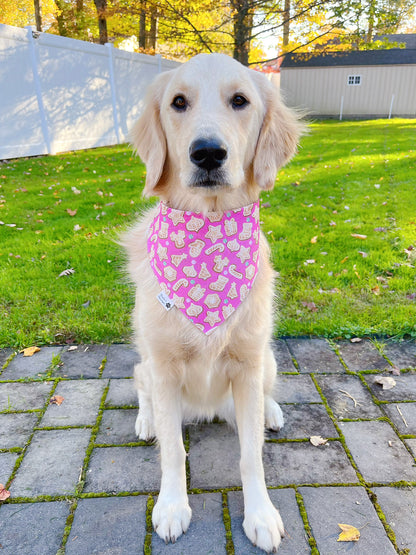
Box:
1;0;415;63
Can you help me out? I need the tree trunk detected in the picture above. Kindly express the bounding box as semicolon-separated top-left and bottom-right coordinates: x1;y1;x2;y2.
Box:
147;8;157;50
282;0;290;51
231;0;251;65
34;0;42;31
93;0;108;44
139;0;146;49
76;0;84;33
366;0;376;43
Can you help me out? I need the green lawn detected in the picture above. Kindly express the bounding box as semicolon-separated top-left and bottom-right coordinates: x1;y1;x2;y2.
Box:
0;119;415;348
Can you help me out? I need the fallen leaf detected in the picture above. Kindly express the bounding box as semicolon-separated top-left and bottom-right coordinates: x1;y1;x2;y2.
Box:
358;251;368;258
310;435;328;446
350;337;362;343
301;301;318;312
50;395;64;406
66;209;77;217
304;259;316;265
20;346;41;357
372;285;380;295
0;484;11;501
57;268;75;278
310;236;318;244
351;234;367;239
390;365;401;376
337;523;360;542
340;256;349;264
374;376;396;390
67;346;78;351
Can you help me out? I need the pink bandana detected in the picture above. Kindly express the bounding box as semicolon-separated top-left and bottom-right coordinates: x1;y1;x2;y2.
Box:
147;201;260;334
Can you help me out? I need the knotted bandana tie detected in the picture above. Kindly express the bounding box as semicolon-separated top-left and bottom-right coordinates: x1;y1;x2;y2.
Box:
147;201;260;334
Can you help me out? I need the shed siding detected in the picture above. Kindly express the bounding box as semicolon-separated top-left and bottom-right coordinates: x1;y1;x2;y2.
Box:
281;65;416;117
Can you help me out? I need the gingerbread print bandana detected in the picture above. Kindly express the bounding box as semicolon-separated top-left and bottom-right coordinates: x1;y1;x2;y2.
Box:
147;201;260;334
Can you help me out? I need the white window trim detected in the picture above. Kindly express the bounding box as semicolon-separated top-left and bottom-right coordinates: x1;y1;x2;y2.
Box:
347;75;362;86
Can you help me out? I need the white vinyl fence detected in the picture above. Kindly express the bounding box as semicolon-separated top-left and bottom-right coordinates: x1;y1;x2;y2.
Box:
0;24;180;159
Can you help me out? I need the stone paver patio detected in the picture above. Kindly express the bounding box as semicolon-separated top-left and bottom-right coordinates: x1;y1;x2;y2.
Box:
0;338;415;554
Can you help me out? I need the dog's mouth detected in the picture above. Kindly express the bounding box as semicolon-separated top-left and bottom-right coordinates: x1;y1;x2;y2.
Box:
189;168;231;190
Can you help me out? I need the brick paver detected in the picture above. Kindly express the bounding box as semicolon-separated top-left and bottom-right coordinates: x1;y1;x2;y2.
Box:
300;486;397;554
0;339;415;554
66;496;148;555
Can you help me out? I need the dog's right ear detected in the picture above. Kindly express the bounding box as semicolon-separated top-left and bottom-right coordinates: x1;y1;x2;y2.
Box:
130;71;172;197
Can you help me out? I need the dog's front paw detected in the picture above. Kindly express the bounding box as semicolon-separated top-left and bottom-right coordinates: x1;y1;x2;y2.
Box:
153;497;192;543
265;397;284;432
135;412;155;440
243;503;284;553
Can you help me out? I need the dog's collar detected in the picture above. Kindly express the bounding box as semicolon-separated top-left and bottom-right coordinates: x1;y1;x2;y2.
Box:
147;201;260;334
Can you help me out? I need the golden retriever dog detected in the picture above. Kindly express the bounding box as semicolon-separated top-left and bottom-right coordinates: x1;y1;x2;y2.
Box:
123;53;301;553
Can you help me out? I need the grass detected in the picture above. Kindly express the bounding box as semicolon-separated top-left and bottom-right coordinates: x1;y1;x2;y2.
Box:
0;119;415;347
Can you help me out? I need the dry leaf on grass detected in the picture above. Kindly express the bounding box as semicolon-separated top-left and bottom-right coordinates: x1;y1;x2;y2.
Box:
374;376;396;390
301;301;318;312
50;395;64;406
310;435;328;446
20;346;41;357
66;208;77;217
57;268;75;278
351;233;367;240
0;484;11;501
337;523;360;542
350;337;362;343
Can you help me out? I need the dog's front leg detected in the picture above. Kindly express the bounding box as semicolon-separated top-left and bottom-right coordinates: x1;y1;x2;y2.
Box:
151;372;191;543
232;369;284;553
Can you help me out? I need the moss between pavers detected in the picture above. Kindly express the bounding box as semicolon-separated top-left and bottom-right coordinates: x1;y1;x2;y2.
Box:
144;494;154;555
326;339;356;374
309;374;366;484
4;380;59;489
58;499;78;553
366;487;405;554
76;382;109;495
222;492;235;554
0;351;16;373
294;489;318;553
98;356;107;379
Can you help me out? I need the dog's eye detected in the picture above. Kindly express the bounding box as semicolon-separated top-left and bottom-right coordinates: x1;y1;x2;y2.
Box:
231;94;249;109
172;95;187;111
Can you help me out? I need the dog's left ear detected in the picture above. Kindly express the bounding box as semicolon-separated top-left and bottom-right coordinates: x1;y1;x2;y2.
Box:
252;73;302;190
130;70;173;197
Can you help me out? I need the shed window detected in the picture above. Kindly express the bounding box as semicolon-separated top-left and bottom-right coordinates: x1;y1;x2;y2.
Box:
348;75;361;86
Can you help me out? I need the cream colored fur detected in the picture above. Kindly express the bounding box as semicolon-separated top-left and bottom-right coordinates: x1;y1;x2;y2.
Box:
122;53;301;553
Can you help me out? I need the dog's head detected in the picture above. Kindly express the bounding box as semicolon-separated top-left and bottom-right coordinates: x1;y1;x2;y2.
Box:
131;53;301;205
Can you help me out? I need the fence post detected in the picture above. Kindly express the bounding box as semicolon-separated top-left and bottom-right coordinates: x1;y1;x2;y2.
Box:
26;26;52;154
388;94;395;119
339;96;344;121
106;43;121;144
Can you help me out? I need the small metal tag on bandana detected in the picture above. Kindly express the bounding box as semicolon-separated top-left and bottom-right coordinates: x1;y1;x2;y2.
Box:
157;291;175;311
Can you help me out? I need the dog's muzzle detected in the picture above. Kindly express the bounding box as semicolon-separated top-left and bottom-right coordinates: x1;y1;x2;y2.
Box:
189;138;229;188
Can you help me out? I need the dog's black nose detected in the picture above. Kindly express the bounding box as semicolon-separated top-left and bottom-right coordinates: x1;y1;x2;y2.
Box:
189;138;227;171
